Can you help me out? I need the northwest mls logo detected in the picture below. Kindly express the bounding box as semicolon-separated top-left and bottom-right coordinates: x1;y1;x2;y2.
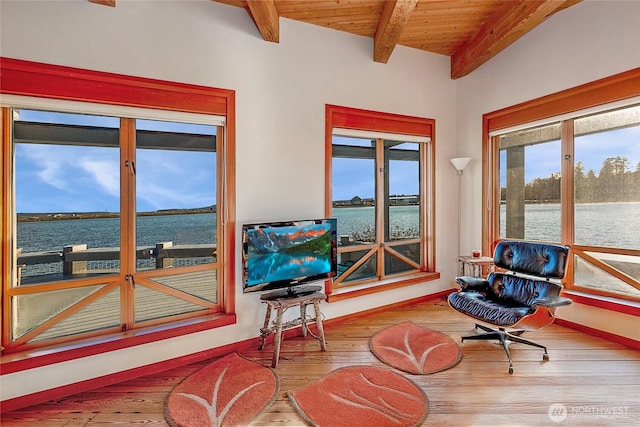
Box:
549;403;630;422
548;403;568;423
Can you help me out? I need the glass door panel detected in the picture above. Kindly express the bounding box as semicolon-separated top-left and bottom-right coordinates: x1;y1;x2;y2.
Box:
574;253;640;298
384;243;421;275
337;250;378;282
134;285;210;323
498;123;562;242
21;285;121;343
332;136;376;282
134;119;217;270
14;110;121;285
12;284;118;341
574;105;640;250
332;136;377;244
133;119;217;321
384;141;421;241
572;105;640;299
13;110;122;343
332;136;427;285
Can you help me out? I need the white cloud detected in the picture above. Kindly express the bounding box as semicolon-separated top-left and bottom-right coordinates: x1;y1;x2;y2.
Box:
78;159;120;197
137;180;213;211
23;146;69;190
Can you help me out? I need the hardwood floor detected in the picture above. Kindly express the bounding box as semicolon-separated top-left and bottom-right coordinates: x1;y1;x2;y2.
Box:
2;296;639;426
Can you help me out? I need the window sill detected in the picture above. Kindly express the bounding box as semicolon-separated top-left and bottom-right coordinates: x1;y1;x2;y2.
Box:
0;313;236;374
563;290;640;316
326;272;440;303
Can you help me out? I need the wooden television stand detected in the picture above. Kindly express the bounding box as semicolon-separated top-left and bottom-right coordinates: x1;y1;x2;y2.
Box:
258;290;327;368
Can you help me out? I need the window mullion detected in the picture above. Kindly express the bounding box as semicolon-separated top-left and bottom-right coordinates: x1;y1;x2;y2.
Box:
560;120;574;247
421;142;434;270
483;135;501;255
1;107;13;349
375;138;385;278
120;118;136;330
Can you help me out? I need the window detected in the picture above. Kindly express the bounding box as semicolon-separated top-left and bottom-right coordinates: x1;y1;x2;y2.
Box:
484;69;640;303
572;106;640;299
1;58;235;353
325;105;437;299
498;122;562;242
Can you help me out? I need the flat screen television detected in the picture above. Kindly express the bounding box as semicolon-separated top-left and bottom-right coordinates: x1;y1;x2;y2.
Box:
242;218;337;300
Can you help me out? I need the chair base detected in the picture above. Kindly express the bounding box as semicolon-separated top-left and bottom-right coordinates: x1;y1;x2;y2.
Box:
461;323;549;374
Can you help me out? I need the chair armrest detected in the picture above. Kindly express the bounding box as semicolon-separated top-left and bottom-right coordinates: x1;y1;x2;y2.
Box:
532;296;572;308
455;276;490;292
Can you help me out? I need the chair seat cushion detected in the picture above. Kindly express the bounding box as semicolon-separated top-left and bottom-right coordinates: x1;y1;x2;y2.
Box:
448;291;532;327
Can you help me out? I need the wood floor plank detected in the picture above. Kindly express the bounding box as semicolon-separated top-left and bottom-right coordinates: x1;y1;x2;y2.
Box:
2;298;639;426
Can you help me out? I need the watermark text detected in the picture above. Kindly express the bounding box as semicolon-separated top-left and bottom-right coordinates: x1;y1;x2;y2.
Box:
549;403;630;423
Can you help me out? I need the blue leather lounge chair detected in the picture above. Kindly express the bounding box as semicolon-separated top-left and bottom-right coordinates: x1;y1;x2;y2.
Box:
449;240;572;374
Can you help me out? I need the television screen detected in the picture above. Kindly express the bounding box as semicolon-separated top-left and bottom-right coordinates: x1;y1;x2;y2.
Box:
242;218;337;298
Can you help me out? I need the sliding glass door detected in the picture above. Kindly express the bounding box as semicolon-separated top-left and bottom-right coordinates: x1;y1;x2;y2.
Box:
331;136;425;286
10;109;222;348
492;103;640;301
131;119;219;325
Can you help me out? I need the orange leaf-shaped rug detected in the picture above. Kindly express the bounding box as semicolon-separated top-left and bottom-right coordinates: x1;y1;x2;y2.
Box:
369;321;461;374
288;365;428;427
165;352;279;427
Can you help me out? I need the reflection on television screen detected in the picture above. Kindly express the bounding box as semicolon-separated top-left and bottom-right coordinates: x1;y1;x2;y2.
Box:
242;218;337;296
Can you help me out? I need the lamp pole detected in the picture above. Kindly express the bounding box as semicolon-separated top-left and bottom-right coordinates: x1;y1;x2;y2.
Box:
450;157;471;256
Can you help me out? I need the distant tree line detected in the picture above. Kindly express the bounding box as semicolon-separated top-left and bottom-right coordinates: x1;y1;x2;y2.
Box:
501;156;640;203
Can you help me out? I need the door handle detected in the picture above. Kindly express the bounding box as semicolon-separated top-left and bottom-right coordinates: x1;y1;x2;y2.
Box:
125;274;135;288
125;160;136;176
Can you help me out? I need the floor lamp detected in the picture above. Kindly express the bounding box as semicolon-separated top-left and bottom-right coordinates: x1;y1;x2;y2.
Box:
450;157;471;256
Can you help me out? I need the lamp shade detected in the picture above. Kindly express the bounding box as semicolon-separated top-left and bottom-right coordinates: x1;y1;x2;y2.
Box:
450;157;471;172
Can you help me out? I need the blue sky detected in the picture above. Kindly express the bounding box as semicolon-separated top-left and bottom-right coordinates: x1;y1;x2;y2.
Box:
500;126;639;187
332;137;420;201
15;110;216;213
13;111;639;213
16;145;217;213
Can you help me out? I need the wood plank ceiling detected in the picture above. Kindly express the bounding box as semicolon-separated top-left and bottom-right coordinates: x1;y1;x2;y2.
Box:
90;0;582;79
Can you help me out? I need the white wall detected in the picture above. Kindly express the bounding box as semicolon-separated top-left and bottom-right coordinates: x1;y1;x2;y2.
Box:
455;0;640;340
0;0;458;401
2;0;638;403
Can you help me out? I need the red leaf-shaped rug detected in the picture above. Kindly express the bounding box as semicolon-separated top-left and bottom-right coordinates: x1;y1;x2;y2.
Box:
165;352;279;427
288;365;428;427
369;321;461;374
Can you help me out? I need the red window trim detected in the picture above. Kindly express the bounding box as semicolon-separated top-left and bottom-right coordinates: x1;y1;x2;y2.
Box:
324;104;436;299
327;104;434;136
1;57;237;359
0;314;236;375
563;291;640;317
484;67;640;132
482;68;640;303
0;57;231;115
326;273;441;303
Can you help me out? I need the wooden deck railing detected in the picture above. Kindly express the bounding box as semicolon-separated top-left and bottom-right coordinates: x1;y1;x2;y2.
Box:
16;242;216;280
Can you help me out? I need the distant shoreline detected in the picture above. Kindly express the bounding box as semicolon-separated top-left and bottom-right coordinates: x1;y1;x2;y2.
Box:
17;208;215;222
18;200;639;222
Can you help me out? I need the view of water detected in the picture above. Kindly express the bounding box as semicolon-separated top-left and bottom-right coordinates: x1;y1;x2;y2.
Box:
17;213;217;253
17;203;640;253
499;202;640;249
332;205;420;240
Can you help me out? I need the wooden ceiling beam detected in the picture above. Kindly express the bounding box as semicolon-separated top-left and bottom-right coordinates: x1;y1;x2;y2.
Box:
88;0;115;6
374;0;418;63
451;0;581;79
246;0;279;43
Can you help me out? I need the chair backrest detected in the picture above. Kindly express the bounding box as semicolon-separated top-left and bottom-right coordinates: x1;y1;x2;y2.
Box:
488;273;562;307
493;240;569;279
